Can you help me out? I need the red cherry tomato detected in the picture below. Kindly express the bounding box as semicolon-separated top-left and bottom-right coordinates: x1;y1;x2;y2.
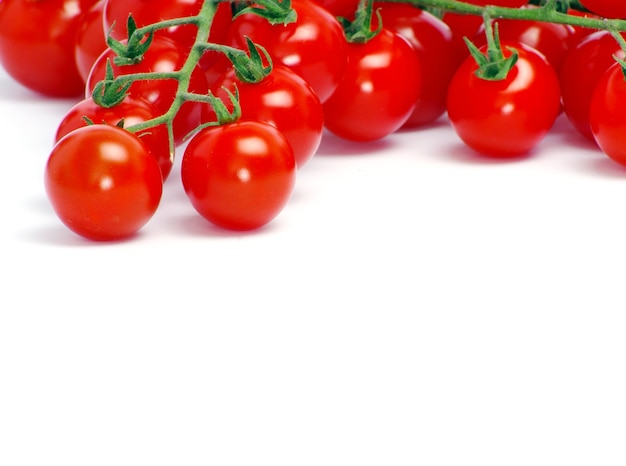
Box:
0;0;88;96
45;125;163;241
86;36;208;145
375;2;456;127
578;0;626;19
323;28;421;142
74;0;108;83
55;96;173;180
204;65;324;169
590;62;626;166
446;41;561;157
225;0;348;102
559;30;625;142
181;121;296;231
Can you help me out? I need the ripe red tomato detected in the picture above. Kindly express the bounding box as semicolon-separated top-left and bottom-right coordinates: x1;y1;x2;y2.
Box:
590;62;626;166
446;41;561;157
322;28;421;142
578;0;626;19
45;125;163;241
181;121;296;231
559;30;625;142
0;0;88;96
374;2;456;127
204;65;324;169
225;0;348;102
86;36;208;145
55;96;173;180
74;0;108;83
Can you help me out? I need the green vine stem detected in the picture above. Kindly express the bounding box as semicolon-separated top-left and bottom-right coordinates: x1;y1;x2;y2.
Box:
401;0;626;31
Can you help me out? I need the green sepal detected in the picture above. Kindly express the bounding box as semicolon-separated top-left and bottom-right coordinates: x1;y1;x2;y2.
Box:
233;0;297;26
224;37;273;83
107;15;154;66
91;59;132;108
338;0;381;44
464;37;518;81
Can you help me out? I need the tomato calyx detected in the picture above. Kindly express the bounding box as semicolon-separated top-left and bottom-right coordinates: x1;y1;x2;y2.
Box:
107;15;154;66
233;0;298;26
466;18;518;80
201;37;274;84
92;60;134;108
339;0;382;43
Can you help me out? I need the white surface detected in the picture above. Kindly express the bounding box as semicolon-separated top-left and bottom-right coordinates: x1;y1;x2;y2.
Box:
1;64;625;465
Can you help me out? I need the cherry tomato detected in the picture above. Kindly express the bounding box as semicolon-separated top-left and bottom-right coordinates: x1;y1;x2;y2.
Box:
0;0;88;96
225;0;348;102
375;2;456;127
323;28;421;142
74;0;108;83
559;30;625;142
590;62;626;166
578;0;626;19
181;121;296;231
45;125;163;241
446;41;561;157
86;36;208;145
204;65;324;169
55;96;173;180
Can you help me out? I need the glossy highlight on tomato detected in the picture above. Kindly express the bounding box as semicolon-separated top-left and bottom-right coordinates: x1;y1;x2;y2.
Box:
45;125;163;241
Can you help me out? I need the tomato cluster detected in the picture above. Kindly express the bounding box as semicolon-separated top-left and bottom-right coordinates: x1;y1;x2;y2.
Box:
1;0;626;241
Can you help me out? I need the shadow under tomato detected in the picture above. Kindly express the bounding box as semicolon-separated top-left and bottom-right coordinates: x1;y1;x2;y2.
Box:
443;141;536;165
175;212;281;238
585;157;626;179
314;130;398;157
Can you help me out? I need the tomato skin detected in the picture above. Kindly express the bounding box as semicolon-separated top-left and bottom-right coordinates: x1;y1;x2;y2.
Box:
181;121;296;231
374;2;456;127
446;42;561;157
589;63;626;166
74;0;108;83
0;0;87;96
559;31;625;142
45;125;163;241
322;28;421;142
578;1;626;19
225;0;348;103
312;0;359;19
86;36;208;146
203;65;324;169
55;97;173;181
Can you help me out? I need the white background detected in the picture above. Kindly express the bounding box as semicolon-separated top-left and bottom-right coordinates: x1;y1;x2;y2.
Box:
1;63;625;465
